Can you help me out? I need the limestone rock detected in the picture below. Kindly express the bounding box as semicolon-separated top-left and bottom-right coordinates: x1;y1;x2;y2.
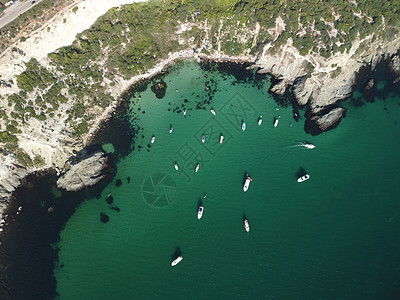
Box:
305;107;346;136
292;76;313;106
56;150;109;192
0;163;28;206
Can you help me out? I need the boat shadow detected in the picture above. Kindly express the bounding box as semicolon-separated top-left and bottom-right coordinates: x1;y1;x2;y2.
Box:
295;167;307;178
242;171;248;185
197;198;203;207
171;246;182;260
242;213;247;222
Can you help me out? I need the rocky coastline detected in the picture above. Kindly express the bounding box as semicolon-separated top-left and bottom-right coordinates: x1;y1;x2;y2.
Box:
1;1;400;226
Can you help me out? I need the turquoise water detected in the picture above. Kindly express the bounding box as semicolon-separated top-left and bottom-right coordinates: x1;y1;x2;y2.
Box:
55;60;400;299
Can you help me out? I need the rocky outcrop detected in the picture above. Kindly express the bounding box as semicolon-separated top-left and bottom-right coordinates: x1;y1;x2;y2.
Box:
305;107;346;136
0;163;28;209
56;150;110;192
388;55;400;84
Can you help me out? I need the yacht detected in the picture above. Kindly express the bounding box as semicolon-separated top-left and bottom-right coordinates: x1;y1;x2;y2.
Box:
151;135;155;144
243;174;252;192
303;143;315;149
274;118;279;127
211;108;216;115
258;116;262;125
219;135;224;144
195;163;200;173
197;205;204;219
183;109;187;116
242;121;246;131
171;256;183;266
169;125;173;133
202;134;205;143
244;219;250;232
297;174;310;183
174;163;179;171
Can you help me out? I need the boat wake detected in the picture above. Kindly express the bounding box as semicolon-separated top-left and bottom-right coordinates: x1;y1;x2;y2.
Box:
288;142;316;149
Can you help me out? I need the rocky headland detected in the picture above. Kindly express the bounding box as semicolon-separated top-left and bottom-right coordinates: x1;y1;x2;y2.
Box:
0;0;400;222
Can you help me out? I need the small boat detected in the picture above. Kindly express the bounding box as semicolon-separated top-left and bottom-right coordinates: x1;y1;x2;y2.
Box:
197;205;204;219
243;174;252;192
171;256;183;266
304;143;315;149
195;163;200;173
242;121;246;131
274;118;279;127
183;109;187;116
297;174;310;183
174;163;179;171
151;136;155;143
202;134;205;143
169;126;173;133
219;135;224;144
258;115;262;125
211;108;216;115
244;219;250;232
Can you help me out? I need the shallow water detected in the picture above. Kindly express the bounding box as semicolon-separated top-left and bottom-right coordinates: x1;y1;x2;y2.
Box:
54;60;400;299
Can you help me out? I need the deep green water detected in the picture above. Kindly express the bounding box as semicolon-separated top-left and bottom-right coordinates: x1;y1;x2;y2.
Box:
55;60;400;299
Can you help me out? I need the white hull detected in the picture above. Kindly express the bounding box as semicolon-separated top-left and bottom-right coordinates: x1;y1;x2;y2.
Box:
195;164;200;173
297;174;310;182
151;136;155;144
304;143;315;149
258;119;262;125
171;256;183;266
202;136;205;143
242;122;246;131
197;206;204;219
169;127;173;133
174;163;179;171
244;220;250;232
243;175;252;192
211;109;216;115
219;135;224;144
183;109;187;116
274;119;279;127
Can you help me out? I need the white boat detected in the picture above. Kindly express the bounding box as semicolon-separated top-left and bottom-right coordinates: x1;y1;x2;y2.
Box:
244;219;250;232
171;256;183;266
169;126;173;133
258;116;262;125
242;121;246;131
183;109;187;116
197;205;204;219
243;174;252;192
219;135;224;144
195;163;200;173
297;174;310;183
274;118;279;127
202;135;205;143
151;136;155;143
211;108;216;115
174;163;179;171
304;143;315;149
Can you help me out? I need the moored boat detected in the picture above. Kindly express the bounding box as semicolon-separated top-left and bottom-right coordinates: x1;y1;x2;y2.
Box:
171;256;183;266
195;163;200;173
244;219;250;232
183;109;187;116
219;135;224;144
258;115;262;125
169;125;173;133
297;174;310;182
202;134;205;143
174;162;179;170
274;118;279;127
243;174;252;192
242;121;246;131
197;205;204;219
211;108;216;115
151;135;155;143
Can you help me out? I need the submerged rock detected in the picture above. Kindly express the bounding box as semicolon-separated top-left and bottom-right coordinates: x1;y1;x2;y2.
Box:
305;107;346;136
56;150;109;192
151;81;167;99
115;179;122;187
100;213;109;223
106;194;114;204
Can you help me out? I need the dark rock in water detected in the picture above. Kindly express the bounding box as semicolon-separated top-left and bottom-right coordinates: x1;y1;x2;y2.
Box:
116;179;122;187
106;194;114;204
100;213;109;223
110;206;120;212
151;81;167;99
305;107;346;135
127;177;131;183
363;79;376;103
184;99;188;103
388;55;400;83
